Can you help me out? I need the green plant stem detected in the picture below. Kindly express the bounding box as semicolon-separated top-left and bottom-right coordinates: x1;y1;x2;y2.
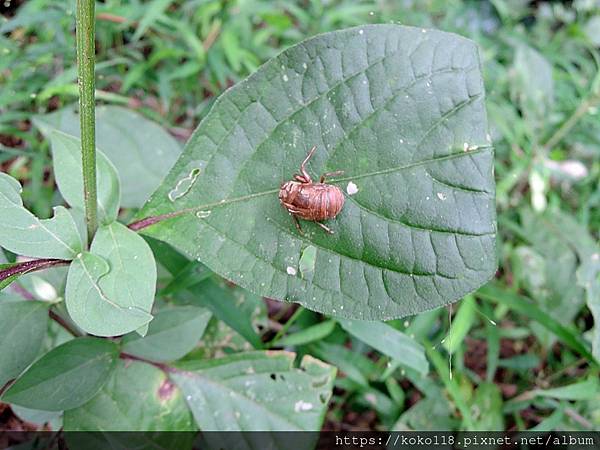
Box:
542;93;600;152
76;0;98;246
268;307;305;347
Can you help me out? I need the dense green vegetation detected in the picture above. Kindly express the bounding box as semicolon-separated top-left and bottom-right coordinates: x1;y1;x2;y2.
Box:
1;0;599;432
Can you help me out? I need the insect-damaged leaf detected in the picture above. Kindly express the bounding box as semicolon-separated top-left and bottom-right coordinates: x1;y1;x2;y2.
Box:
0;173;83;260
171;351;335;432
137;25;497;320
64;360;195;431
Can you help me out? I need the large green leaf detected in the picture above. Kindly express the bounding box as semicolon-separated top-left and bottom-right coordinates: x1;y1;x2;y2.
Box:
33;104;181;207
49;131;121;225
122;306;211;362
64;360;196;431
0;173;83;259
137;24;496;320
65;222;156;337
172;351;335;431
0;300;49;387
2;337;118;411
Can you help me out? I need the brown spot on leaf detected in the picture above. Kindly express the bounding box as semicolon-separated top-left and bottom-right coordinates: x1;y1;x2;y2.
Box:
158;378;175;402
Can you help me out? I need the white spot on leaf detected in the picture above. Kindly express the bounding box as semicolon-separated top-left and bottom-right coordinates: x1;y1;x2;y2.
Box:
294;400;314;412
346;181;359;195
196;210;212;219
286;266;297;276
168;167;202;201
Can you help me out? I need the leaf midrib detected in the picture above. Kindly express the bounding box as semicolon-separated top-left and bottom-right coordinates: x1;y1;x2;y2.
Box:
6;349;114;398
147;145;491;224
0;191;78;255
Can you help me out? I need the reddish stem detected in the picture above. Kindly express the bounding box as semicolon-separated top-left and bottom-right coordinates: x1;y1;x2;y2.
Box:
128;211;183;231
120;352;178;373
0;258;69;286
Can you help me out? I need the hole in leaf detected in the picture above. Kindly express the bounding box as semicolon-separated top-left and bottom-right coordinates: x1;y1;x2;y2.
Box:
319;392;329;404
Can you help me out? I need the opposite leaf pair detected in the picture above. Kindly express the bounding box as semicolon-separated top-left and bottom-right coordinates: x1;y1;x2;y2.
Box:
0;131;157;337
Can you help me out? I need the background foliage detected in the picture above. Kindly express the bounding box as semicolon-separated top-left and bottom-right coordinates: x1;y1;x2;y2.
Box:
1;0;600;433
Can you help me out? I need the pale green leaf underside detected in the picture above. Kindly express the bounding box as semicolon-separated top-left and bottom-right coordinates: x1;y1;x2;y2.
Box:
139;25;497;320
172;351;335;431
121;306;212;362
50;131;121;224
33;105;181;208
65;222;156;337
0;173;83;259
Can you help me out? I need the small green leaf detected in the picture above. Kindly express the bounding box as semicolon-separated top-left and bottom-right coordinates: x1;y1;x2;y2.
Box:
122;306;211;362
49;131;121;224
137;24;497;320
132;0;176;41
310;341;377;386
394;392;455;431
172;352;335;431
511;44;554;125
0;300;49;387
2;337;118;411
0;173;83;259
64;360;196;431
339;319;428;375
534;378;599;401
33;104;181;207
65;222;156;337
275;320;336;347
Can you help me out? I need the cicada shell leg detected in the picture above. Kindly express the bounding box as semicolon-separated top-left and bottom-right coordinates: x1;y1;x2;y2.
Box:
317;222;334;234
292;214;304;235
300;146;317;182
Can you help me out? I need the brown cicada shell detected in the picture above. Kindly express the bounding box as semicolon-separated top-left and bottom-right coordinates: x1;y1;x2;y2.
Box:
279;146;345;234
